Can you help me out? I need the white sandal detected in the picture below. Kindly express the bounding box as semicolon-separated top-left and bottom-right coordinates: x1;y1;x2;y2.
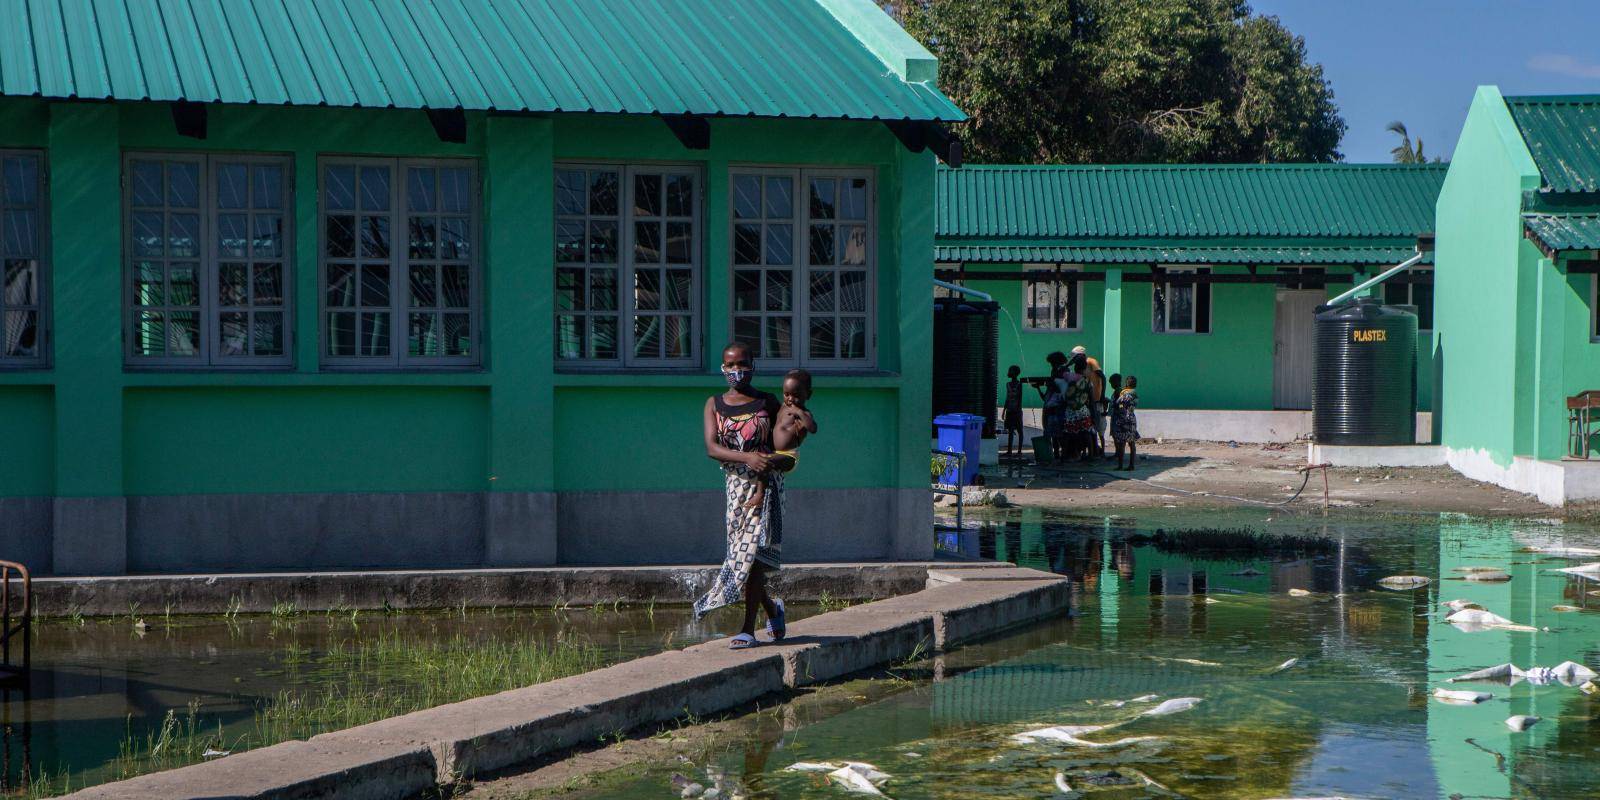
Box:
729;633;758;649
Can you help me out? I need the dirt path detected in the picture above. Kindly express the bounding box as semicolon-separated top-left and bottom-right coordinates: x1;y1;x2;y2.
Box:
978;439;1549;517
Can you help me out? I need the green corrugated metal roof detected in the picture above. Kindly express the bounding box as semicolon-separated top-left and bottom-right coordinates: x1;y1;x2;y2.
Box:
0;0;963;121
935;244;1428;266
935;163;1444;239
1523;213;1600;251
1505;96;1600;194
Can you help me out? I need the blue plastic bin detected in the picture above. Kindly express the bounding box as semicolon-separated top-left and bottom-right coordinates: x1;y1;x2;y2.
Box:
934;413;984;485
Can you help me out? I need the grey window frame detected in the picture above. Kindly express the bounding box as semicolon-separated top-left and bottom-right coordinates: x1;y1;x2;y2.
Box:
730;166;876;370
555;162;702;370
1024;264;1082;332
731;166;803;366
318;156;482;370
123;152;295;369
1;149;48;368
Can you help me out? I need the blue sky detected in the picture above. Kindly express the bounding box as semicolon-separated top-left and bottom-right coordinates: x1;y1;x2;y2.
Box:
1251;0;1600;163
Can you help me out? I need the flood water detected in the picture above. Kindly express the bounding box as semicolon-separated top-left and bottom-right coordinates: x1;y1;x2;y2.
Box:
597;509;1600;800
0;602;778;797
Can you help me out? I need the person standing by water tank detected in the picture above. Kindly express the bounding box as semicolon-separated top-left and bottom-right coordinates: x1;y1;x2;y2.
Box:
1003;365;1025;458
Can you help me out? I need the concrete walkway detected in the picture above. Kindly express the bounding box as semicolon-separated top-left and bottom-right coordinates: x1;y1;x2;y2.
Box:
34;562;956;617
63;565;1067;800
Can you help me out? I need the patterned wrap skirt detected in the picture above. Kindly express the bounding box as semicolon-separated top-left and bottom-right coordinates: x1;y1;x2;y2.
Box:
693;463;784;619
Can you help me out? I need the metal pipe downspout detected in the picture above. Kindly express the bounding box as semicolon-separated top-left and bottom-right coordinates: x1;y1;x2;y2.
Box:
1327;251;1424;306
933;278;992;302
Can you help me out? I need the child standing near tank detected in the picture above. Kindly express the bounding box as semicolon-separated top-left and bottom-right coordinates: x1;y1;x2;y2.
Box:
1110;374;1139;471
1002;365;1024;457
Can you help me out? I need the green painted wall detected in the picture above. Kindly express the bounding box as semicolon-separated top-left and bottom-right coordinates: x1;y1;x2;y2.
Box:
963;264;1433;412
0;96;931;502
1434;87;1543;466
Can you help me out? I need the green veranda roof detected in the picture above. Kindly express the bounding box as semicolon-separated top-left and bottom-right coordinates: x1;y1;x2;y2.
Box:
1523;213;1600;252
935;163;1443;265
0;0;963;121
1505;96;1600;194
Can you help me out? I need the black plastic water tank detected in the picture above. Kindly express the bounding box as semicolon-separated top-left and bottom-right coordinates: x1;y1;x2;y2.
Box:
933;297;999;438
1312;298;1417;445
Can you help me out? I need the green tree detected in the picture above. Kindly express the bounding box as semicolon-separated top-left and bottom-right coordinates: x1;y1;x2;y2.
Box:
1386;121;1438;163
894;0;1345;163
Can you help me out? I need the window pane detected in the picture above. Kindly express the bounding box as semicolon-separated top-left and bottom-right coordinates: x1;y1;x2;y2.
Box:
634;269;661;311
809;225;834;266
327;264;356;306
766;224;792;266
220;312;248;355
169;213;200;258
809;270;836;312
734;270;760;312
840;177;868;220
634;220;661;263
216;164;248;209
766;177;793;219
592;317;618;359
253;311;284;356
556;170;586;216
733;315;760;352
136;311;165;356
328;311;356;355
360;264;390;306
589;171;619;216
169;263;199;306
1028;280;1051;329
219;263;248;306
665;269;692;311
1170;284;1195;330
409;312;440;356
440;168;471;213
168;311;201;355
217;213;247;258
409;217;438;259
359;311;390;355
634;174;661;217
557;268;585;311
359;166;390;211
442;264;470;307
1414;281;1433;330
2;310;37;357
410;265;438;307
132;212;164;256
131;161;164;207
809;178;836;219
1383;281;1406;306
3;259;37;304
360;216;390;258
662;316;690;358
325;165;355;211
590;269;617;311
764;316;792;360
809;317;836;359
253;263;283;305
589;221;618;263
633;315;661;359
766;269;792;311
253;165;283;209
326;215;355;258
665;221;692;264
168;163;199;208
444;312;471;356
253;214;283;258
734;223;761;265
839;316;866;359
840;225;867;266
556;221;584;263
666;175;694;217
2;157;37;206
839;270;867;313
1058;280;1077;328
407;167;437;212
732;175;761;219
558;315;585;359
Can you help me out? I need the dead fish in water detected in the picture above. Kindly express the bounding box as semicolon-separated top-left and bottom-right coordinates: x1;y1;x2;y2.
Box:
784;762;837;773
1378;575;1431;590
827;763;890;795
1433;688;1492;704
1525;661;1598;685
1288;588;1312;597
1269;657;1299;673
1441;599;1485;612
1055;773;1075;794
1229;567;1264;577
1552;605;1583;612
1012;725;1161;749
1582;681;1599;695
1528;545;1600;559
1505;715;1541;732
1463;570;1512;582
1141;697;1203;717
1445;608;1536;632
1099;693;1160;708
1556;562;1600;577
1451;566;1505;573
1449;663;1525;683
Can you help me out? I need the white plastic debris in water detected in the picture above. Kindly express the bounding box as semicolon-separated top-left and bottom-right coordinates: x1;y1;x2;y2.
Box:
1378;575;1431;590
1506;715;1541;731
1142;697;1202;717
201;748;230;759
1531;546;1600;559
827;763;889;795
1445;608;1536;632
1526;661;1598;685
1288;588;1311;597
1433;688;1492;704
1556;562;1600;577
1270;657;1299;673
1055;772;1074;794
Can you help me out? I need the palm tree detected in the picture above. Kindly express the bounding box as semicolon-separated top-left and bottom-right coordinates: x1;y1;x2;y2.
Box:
1387;121;1431;164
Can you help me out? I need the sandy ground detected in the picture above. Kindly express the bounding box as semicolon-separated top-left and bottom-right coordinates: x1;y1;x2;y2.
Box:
976;439;1550;517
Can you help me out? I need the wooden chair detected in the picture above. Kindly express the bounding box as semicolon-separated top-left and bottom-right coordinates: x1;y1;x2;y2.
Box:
1568;391;1600;458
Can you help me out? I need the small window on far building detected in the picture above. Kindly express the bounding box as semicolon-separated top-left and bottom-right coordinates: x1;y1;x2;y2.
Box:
1025;265;1081;331
1;150;45;366
1153;266;1211;334
1383;268;1434;331
1279;266;1325;291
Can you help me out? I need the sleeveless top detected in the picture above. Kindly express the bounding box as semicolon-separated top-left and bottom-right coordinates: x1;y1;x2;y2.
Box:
714;391;779;454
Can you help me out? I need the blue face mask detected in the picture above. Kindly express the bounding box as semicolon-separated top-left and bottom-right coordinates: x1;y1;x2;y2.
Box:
723;367;753;389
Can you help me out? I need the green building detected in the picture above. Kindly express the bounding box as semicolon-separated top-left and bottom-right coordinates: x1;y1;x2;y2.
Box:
1434;87;1600;504
934;164;1444;440
0;0;963;575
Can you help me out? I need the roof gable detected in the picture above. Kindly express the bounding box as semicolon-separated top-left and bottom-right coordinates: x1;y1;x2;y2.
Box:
936;164;1446;241
1504;95;1600;194
0;0;963;121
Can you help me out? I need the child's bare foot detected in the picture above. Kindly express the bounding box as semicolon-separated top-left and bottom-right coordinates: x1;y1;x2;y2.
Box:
745;483;766;509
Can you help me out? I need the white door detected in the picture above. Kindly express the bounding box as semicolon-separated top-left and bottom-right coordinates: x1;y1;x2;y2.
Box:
1273;291;1323;409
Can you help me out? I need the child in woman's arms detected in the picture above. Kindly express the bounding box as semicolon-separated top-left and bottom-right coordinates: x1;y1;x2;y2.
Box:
748;369;818;508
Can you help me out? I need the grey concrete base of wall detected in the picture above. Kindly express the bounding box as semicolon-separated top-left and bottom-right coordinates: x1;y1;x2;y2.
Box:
31;562;997;617
61;565;1067;800
1012;407;1434;444
0;497;51;574
1308;443;1446;468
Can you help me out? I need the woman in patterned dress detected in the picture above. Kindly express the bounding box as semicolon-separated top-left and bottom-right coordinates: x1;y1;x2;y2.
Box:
693;342;786;648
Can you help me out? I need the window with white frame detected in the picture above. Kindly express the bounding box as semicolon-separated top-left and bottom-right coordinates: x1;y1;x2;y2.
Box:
556;164;698;367
126;154;291;367
321;159;478;367
1025;265;1081;331
731;168;873;367
1383;267;1433;330
1152;266;1211;334
2;151;45;365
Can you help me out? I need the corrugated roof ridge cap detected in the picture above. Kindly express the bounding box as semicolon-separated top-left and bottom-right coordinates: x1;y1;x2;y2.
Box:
938;162;1446;172
1505;93;1600;105
811;0;938;85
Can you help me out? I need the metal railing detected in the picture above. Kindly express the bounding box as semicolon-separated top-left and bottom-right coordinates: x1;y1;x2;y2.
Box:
0;561;30;683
